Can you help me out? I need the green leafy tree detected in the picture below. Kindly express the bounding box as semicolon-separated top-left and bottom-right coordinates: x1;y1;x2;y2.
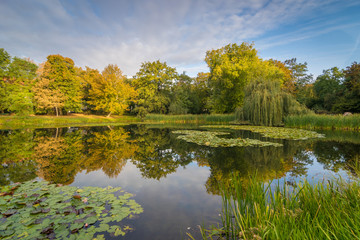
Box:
336;62;360;112
6;57;38;115
0;48;10;78
284;58;313;104
132;60;178;114
169;72;193;114
236;78;310;126
85;65;137;117
0;54;38;115
313;67;344;112
205;43;284;113
192;72;211;113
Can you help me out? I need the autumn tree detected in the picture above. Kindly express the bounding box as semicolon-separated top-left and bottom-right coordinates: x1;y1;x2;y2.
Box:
33;77;65;116
269;59;294;94
132;60;178;115
34;55;82;115
84;64;137;117
205;43;284;113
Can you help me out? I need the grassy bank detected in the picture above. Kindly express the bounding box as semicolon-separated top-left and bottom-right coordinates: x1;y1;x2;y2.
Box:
0;114;139;129
285;113;360;131
145;114;235;124
198;175;360;240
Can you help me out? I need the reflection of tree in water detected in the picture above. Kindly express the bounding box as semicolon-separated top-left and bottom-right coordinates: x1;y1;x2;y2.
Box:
200;141;310;195
83;126;137;177
2;125;360;188
0;161;38;185
0;129;35;163
312;140;360;176
0;129;37;185
34;128;83;185
33;126;138;184
130;125;193;180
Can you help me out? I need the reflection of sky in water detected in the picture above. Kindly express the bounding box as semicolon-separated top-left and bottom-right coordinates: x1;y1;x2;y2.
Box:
72;161;221;240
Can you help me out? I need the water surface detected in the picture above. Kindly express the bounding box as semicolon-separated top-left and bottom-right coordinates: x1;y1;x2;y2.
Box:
1;125;359;239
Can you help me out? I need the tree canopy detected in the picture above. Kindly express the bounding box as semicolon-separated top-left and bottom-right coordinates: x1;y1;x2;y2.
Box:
205;43;285;113
132;60;177;114
85;64;137;117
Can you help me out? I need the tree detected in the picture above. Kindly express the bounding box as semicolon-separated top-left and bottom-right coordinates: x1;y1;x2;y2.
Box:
169;72;193;114
0;53;38;115
85;65;137;117
205;43;285;113
269;59;294;94
5;57;38;115
36;55;82;114
33;77;65;116
191;72;211;114
284;58;313;104
0;48;10;79
236;78;310;126
313;67;344;112
132;60;178;114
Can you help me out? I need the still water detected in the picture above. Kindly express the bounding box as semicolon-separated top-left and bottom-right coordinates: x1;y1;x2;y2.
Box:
1;125;359;239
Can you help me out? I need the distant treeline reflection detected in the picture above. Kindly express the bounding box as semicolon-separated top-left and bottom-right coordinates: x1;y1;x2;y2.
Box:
1;126;359;193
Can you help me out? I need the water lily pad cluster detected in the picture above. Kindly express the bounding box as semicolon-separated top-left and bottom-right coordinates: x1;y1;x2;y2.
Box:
202;125;325;140
172;130;282;147
0;181;143;239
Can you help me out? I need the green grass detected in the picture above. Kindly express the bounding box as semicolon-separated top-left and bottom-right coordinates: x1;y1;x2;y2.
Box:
145;114;235;124
197;175;360;240
0;114;139;129
285;113;360;131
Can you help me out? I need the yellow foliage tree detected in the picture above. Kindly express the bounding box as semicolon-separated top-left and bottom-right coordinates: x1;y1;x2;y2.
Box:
85;64;138;117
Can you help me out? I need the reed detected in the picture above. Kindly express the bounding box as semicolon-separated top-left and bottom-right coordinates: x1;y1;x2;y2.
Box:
145;114;235;124
200;174;360;240
285;113;360;131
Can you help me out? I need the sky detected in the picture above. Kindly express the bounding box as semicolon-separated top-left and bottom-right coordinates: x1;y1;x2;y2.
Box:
0;0;359;79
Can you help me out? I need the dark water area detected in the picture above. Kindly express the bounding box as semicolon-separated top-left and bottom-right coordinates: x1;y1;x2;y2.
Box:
1;125;359;239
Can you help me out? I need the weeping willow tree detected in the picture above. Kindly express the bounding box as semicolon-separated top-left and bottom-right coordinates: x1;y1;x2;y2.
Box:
235;78;310;126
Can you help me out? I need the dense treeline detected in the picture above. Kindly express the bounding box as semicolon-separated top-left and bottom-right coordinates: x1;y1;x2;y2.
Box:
0;44;359;120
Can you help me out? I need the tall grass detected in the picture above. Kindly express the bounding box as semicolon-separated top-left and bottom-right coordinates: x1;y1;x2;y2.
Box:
0;114;139;129
285;113;360;131
145;114;235;124
199;175;360;240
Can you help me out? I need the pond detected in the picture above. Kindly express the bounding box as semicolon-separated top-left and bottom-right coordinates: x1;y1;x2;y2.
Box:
1;124;360;239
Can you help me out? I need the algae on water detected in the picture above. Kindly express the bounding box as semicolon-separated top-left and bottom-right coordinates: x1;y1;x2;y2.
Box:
172;130;283;147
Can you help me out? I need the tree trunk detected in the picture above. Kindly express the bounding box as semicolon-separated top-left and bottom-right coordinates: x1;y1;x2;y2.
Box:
106;112;112;117
55;107;59;117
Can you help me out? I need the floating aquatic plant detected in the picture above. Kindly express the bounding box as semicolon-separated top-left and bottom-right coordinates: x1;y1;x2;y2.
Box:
0;181;143;239
201;125;325;140
172;130;282;147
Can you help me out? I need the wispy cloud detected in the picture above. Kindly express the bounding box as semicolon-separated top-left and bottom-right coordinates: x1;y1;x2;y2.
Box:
1;0;359;76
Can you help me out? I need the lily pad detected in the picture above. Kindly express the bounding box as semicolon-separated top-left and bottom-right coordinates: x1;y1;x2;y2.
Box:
0;180;143;239
172;130;283;147
201;125;325;140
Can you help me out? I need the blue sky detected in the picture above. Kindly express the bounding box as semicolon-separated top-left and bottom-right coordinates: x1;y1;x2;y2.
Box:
0;0;359;79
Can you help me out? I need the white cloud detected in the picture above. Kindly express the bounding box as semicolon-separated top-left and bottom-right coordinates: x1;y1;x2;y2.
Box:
0;0;359;77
